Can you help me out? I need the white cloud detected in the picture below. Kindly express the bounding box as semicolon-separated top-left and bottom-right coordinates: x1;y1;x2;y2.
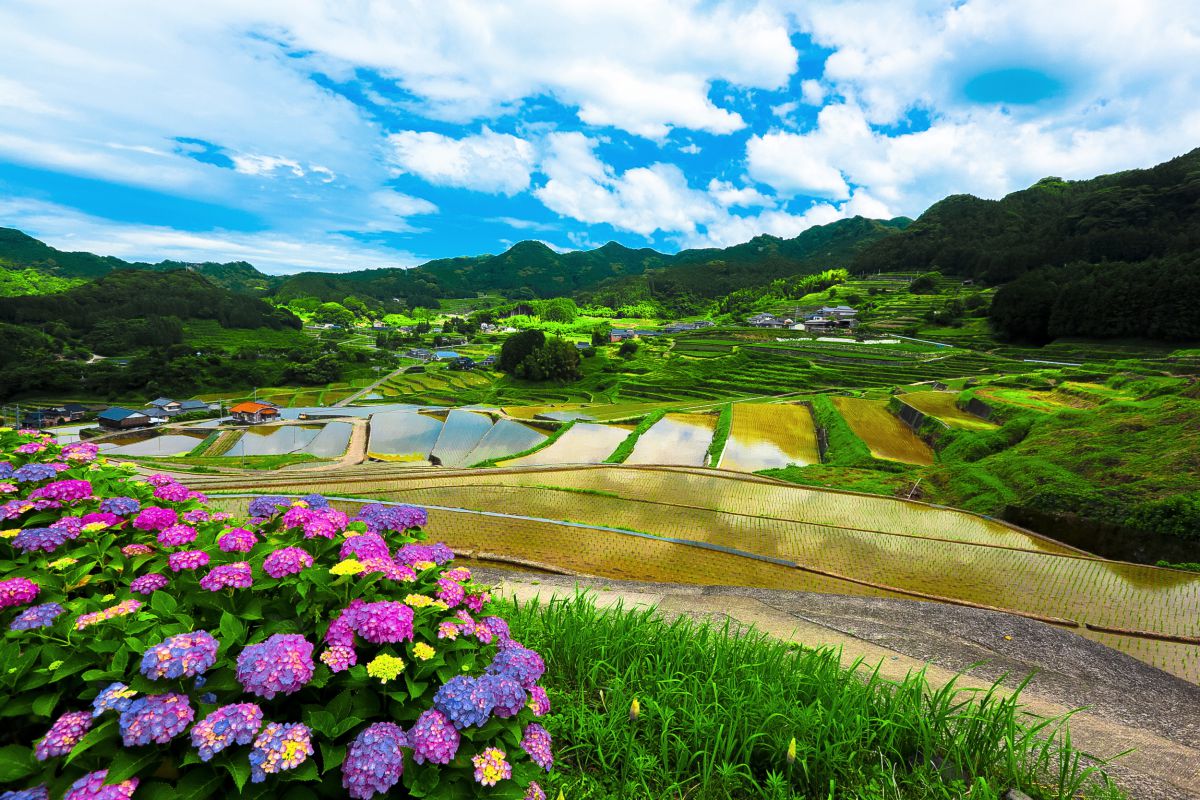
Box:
231;154;306;178
799;79;825;106
678;143;702;155
706;179;774;209
276;0;799;138
387;128;537;195
0;196;420;274
488;216;557;232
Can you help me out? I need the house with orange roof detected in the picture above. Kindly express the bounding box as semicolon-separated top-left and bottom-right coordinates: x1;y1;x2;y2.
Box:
229;401;280;424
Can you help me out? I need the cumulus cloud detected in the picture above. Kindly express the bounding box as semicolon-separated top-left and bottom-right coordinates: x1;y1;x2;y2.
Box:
387;128;537;195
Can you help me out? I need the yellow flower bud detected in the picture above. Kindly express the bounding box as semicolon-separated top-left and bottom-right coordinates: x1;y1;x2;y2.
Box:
629;697;640;721
786;736;796;765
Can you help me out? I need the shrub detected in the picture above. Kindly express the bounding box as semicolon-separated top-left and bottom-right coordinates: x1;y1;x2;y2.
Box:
617;341;638;358
0;429;553;799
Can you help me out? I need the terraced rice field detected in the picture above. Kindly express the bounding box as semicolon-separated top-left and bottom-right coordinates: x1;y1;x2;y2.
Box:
898;391;997;430
499;423;632;466
224;423;351;457
463;419;547;466
200;466;1200;682
832;397;935;465
718;403;821;471
366;410;443;462
430;410;495;467
100;431;208;456
625;413;716;466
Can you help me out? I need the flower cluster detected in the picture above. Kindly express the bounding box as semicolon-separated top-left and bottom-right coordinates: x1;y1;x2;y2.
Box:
199;561;252;591
263;546;313;578
132;506;177;531
282;505;349;539
64;770;138;800
249;722;313;783
191;703;264;762
140;631;219;680
217;527;257;552
100;496;140;516
35;711;93;760
351;601;414;644
342;722;407;799
354;502;427;535
521;723;554;772
157;523;197;547
9;602;65;631
472;747;512;787
28;479;92;502
75;598;142;630
13;464;57;483
118;693;194;746
130;573;169;594
247;495;291;518
92;682;138;717
409;709;460;765
167;549;210;572
0;577;39;609
236;634;314;699
434;675;495;729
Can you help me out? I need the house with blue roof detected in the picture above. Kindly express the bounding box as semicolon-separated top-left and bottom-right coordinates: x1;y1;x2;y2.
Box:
97;407;151;430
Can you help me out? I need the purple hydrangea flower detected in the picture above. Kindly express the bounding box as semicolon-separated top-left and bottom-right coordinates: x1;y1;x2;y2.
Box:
167;550;209;572
61;441;99;462
521;723;554;772
342;722;407;799
433;675;494;729
0;577;38;609
130;573;169;595
249;722;313;783
157;523;197;547
10;602;66;631
28;479;92;502
436;577;465;608
35;711;93;760
300;493;329;508
92;683;137;717
263;546;313;578
489;641;546;690
409;709;460;765
199;562;252;591
430;542;454;564
144;473;175;487
13;464;57;483
0;462;13;480
100;497;140;516
236;634;314;699
480;673;527;718
118;693;194;746
190;703;264;761
247;495;291;518
152;482;191;503
63;770;138;800
482;616;511;642
12;527;70;554
320;645;357;672
528;685;551;717
133;506;177;532
217;527;257;552
525;781;547;800
140;631;219;680
394;543;434;566
340;532;390;562
181;509;210;524
353;503;426;535
351;601;414;645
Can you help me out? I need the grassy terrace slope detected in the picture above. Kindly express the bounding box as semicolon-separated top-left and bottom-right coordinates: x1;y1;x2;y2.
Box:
189;464;1200;683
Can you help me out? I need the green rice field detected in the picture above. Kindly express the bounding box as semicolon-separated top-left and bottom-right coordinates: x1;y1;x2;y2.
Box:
899;390;998;430
832;396;935;465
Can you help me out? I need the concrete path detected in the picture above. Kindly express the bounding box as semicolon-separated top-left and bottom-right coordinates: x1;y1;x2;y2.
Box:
478;570;1200;800
336;365;408;406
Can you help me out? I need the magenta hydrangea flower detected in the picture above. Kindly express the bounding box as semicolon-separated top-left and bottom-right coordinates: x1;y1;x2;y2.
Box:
521;723;554;772
81;511;122;528
133;506;177;531
444;567;471;582
319;645;357;673
130;573;169;595
121;543;154;556
92;682;138;717
152;482;191;503
0;577;38;609
28;479;92;502
145;473;175;487
101;497;140;516
471;747;512;787
249;722;313;783
63;770;138;800
181;509;210;524
464;591;490;614
528;685;551;717
236;634;314;699
351;601;414;645
61;441;100;462
157;523;197;547
263;546;313;578
35;711;93;760
217;527;257;552
325;601;361;646
436;577;465;608
118;693;194;746
199;562;252;591
433;675;493;729
190;703;264;762
15;441;46;454
341;722;407;799
302;507;349;539
488;641;546;689
140;631;219;680
409;709;460;765
10;602;66;631
167;550;209;572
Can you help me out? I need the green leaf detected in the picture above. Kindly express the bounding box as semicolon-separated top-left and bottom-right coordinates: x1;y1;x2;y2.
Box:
0;744;36;782
150;591;177;616
319;741;346;774
174;767;225;799
222;755;252;792
32;691;61;717
280;758;319;783
107;747;163;783
66;718;116;764
219;611;245;647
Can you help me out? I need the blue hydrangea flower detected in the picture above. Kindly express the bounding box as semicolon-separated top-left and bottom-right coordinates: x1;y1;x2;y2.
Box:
10;602;66;631
432;675;493;729
479;673;527;718
92;683;138;717
118;693;194;746
99;496;140;516
13;464;58;483
341;722;406;799
140;631;219;680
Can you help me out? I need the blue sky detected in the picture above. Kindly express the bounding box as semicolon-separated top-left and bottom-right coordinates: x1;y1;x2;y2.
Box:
1;1;1198;274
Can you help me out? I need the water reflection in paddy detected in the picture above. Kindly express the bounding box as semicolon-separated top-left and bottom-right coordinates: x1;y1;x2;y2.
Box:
464;420;547;465
625;413;715;466
501;423;631;466
101;431;209;456
367;411;443;461
430;410;494;468
719;403;821;471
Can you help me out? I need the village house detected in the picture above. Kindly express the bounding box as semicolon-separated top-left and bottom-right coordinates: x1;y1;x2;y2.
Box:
747;313;785;328
448;356;476;371
146;397;183;415
97;407;152;430
480;355;498;367
228;401;280;424
406;348;433;361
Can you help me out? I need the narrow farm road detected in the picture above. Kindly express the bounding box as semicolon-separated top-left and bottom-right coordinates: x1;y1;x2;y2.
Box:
336;364;408;406
480;571;1200;800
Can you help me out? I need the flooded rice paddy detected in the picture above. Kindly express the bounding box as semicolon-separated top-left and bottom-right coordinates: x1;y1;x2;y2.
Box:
832;397;935;465
501;423;631;466
463;419;547;465
366;411;443;462
625;413;715;466
224;423;351;457
719;403;821;471
898;391;997;430
430;410;495;467
100;430;209;456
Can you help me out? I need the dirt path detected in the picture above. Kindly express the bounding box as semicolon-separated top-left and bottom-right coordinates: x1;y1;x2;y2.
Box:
479;571;1200;800
336;365;408;406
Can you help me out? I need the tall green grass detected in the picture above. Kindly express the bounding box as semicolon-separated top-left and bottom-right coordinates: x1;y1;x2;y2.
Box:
505;593;1123;800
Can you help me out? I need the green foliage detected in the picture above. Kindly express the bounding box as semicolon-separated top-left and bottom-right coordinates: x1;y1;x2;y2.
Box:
0;266;85;297
507;593;1124;800
706;403;733;467
908;272;940;294
604;410;668;463
499;331;582;382
617;341;638;358
538;298;578;323
807;395;873;468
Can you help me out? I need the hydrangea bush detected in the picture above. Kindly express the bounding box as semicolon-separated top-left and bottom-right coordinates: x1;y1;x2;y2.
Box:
0;428;552;799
